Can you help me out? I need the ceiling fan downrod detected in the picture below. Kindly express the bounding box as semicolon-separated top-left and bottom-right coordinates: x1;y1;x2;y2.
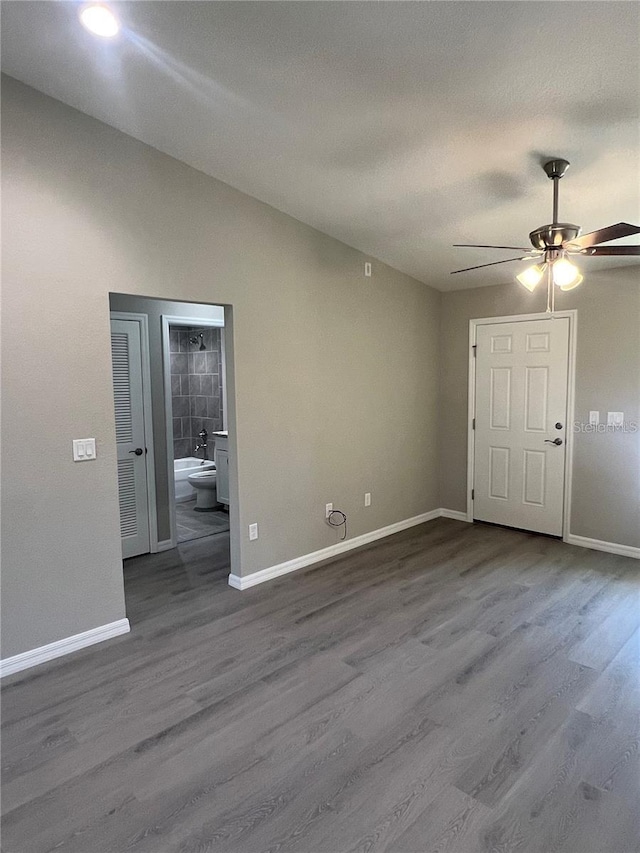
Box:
529;160;580;252
542;158;570;226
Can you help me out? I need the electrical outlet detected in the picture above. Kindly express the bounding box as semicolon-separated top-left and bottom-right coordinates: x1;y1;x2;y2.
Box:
325;502;333;519
248;523;258;541
607;411;624;427
364;492;371;507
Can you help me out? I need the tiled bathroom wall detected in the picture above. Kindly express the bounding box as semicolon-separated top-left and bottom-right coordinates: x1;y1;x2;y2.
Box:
169;326;224;460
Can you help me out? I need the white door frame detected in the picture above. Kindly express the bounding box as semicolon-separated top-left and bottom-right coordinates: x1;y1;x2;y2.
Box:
161;314;226;549
467;310;577;541
110;311;159;553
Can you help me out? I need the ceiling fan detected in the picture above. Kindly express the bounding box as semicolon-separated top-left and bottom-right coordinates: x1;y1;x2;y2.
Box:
452;159;640;311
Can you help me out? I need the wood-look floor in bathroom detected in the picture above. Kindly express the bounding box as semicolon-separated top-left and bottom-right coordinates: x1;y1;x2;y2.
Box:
2;518;639;853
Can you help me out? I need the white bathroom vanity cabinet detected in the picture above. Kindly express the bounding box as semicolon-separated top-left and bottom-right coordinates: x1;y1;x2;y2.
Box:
212;431;229;506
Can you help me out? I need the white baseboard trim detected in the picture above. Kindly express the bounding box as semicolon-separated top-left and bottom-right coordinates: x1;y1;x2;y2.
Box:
0;618;131;678
228;507;474;591
230;512;639;591
439;508;471;522
565;534;640;560
156;539;175;552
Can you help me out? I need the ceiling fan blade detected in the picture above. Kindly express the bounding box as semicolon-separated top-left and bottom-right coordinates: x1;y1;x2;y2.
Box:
565;222;640;250
578;245;640;256
453;244;533;251
451;256;536;275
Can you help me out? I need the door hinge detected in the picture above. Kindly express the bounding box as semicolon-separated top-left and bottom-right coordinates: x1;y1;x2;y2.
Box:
472;488;475;500
472;418;475;430
472;344;477;357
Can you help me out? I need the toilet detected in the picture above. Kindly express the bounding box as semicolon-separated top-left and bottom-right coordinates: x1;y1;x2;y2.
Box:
187;468;218;511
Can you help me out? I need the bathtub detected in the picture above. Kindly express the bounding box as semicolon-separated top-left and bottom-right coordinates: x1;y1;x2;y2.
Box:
174;456;215;502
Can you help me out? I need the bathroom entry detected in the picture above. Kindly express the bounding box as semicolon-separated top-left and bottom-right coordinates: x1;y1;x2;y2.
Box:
163;316;230;544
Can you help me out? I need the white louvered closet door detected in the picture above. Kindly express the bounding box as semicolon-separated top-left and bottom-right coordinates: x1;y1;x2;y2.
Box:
110;319;150;559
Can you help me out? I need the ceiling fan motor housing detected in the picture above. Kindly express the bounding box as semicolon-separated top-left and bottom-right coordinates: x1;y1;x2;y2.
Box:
529;223;581;251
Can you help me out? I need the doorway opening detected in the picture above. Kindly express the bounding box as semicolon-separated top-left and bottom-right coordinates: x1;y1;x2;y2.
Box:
108;294;236;588
163;317;229;544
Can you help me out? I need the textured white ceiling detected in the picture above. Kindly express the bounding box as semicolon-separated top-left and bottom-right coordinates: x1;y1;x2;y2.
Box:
2;1;639;290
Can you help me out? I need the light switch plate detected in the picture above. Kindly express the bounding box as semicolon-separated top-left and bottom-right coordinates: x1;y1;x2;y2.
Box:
589;411;599;426
607;411;624;427
73;438;96;461
248;523;258;541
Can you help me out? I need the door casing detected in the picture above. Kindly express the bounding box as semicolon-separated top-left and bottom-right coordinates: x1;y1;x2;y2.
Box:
467;310;577;541
110;311;158;554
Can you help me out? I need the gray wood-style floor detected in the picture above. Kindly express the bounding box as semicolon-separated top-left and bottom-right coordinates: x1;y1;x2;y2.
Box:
2;519;639;853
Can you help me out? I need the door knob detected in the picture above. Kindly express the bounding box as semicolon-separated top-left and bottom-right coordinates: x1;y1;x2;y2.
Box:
128;448;144;456
544;438;563;446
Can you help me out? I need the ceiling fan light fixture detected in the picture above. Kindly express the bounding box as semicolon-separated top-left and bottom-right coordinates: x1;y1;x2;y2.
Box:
552;257;582;289
452;158;640;291
516;264;545;292
558;274;583;291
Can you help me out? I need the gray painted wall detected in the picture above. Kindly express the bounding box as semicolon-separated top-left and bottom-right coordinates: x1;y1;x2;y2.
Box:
439;271;640;548
109;295;225;542
1;77;440;659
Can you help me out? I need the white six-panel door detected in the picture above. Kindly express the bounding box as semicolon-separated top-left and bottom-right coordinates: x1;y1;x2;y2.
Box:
110;319;150;559
473;318;569;536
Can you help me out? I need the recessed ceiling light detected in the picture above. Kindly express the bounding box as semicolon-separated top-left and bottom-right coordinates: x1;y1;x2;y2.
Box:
79;5;120;38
